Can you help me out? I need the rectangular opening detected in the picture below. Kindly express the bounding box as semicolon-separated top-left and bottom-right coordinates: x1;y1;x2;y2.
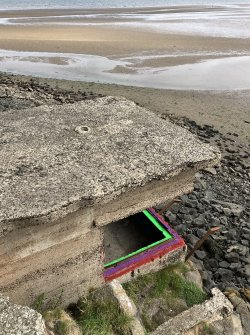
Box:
104;209;173;268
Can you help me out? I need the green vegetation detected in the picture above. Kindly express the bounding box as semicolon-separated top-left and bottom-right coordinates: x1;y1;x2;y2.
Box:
43;308;80;335
39;263;207;334
72;292;132;335
200;322;217;335
43;308;64;322
32;288;64;313
32;293;45;313
123;263;207;332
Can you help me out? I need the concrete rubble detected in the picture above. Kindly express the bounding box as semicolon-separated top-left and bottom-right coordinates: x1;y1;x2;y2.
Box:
107;280;236;335
0;294;46;335
151;288;233;335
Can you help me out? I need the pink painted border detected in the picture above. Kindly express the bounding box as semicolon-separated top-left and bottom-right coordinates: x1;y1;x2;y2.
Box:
104;208;185;281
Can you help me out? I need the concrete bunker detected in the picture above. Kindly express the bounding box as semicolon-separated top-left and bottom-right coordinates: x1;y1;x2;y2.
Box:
0;96;220;307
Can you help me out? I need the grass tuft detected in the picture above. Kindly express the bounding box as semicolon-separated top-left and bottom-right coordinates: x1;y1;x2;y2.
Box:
72;292;132;335
123;262;207;331
124;262;206;307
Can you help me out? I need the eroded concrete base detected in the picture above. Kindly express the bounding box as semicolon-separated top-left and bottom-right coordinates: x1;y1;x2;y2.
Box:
0;221;104;307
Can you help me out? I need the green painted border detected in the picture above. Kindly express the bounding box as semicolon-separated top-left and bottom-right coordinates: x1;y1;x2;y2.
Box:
142;210;172;239
104;210;172;268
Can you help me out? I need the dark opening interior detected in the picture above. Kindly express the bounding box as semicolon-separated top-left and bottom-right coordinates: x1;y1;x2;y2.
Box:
103;211;169;266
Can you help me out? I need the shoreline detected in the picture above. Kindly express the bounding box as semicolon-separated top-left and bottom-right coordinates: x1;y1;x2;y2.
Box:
0;5;226;15
1;72;249;145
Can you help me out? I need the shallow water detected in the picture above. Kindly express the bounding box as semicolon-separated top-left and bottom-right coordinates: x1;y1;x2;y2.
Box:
1;4;250;39
1;2;250;90
0;1;249;10
1;49;250;91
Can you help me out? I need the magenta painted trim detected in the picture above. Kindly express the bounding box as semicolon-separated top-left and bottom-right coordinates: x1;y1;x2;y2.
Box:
104;208;185;278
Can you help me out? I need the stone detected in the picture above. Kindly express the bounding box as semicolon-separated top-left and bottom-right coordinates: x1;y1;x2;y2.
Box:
195;250;207;260
192;219;205;228
187;208;198;217
196;229;207;239
219;261;230;269
207;259;218;270
179;207;190;215
215;268;234;281
245;265;250;277
109;280;145;335
175;224;186;235
242;233;250;240
203;278;216;290
0;294;46;335
226;293;250;335
186;234;199;247
210;217;220;227
185;199;199;208
242;256;250;264
151;288;233;335
220;216;228;225
194;173;207;189
213;201;245;217
204;167;217;175
228;229;237;239
184;269;203;289
229;263;241;271
225;252;240;263
240;288;250;302
227;245;249;256
165;212;177;222
242;240;249;246
209;313;244;335
183;214;193;222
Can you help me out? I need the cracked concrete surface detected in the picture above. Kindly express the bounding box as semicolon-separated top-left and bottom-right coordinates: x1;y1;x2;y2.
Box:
0;96;219;227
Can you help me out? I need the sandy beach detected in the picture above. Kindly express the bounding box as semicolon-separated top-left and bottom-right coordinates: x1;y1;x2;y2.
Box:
1;7;250;62
0;5;250;92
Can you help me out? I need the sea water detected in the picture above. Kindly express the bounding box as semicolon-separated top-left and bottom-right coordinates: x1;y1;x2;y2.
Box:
0;0;249;10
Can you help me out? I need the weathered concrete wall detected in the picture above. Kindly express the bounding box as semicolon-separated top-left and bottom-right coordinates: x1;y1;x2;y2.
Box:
95;168;196;226
0;212;104;307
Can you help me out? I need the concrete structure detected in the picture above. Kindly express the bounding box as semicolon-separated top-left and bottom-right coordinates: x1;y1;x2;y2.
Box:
151;288;233;335
0;294;46;335
108;281;234;335
0;97;220;307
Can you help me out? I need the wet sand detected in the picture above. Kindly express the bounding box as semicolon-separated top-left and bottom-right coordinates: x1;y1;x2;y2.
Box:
0;6;250;67
1;25;249;58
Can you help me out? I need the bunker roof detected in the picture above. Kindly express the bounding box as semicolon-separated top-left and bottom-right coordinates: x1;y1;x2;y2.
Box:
0;97;219;225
